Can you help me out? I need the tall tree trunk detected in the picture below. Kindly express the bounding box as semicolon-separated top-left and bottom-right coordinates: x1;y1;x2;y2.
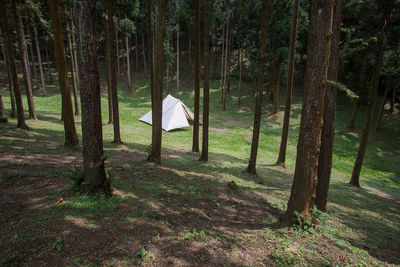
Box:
391;87;396;113
226;18;233;93
71;19;80;91
238;46;243;105
246;0;269;174
33;25;47;95
176;15;180;97
15;1;37;120
115;18;120;79
269;53;277;102
67;28;80;116
283;0;334;223
374;82;390;132
26;27;39;87
48;0;79;146
149;0;165;163
275;0;300;167
135;16;139;72
74;0;110;195
315;0;343;212
192;0;201;153
125;31;131;91
105;16;113;124
4;51;16;117
0;0;28;129
105;0;121;144
222;16;229;111
210;26;215;82
220;20;225;103
189;36;192;71
0;95;8;122
347;102;359;130
200;0;210;162
142;32;148;76
272;58;282;114
349;0;393;187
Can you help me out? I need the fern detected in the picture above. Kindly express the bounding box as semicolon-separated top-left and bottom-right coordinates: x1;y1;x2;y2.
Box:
328;80;359;100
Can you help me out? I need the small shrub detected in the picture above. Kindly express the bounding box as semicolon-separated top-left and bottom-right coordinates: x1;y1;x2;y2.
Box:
65;166;85;192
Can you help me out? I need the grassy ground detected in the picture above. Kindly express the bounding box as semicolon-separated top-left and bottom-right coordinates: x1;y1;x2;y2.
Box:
0;66;399;266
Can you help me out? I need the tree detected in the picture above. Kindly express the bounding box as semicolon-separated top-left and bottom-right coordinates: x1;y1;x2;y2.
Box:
0;0;28;129
315;0;343;212
349;0;393;187
104;9;113;124
119;17;135;91
0;94;7;123
33;25;48;95
74;0;110;195
246;0;269;174
15;0;37;120
47;0;79;146
176;0;180;97
192;0;200;153
67;23;80;116
200;0;210;162
105;0;122;144
275;0;300;168
4;49;16;118
283;0;334;222
148;0;165;164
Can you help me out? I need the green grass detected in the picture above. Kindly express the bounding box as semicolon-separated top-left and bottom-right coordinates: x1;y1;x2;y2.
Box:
0;65;399;266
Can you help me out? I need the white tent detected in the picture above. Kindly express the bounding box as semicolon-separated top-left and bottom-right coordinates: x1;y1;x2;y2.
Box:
139;94;197;131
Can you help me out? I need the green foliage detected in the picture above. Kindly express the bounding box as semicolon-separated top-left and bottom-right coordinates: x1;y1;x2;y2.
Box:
328;80;359;100
65;166;85;192
118;18;135;36
51;237;63;252
135;246;153;264
183;228;208;240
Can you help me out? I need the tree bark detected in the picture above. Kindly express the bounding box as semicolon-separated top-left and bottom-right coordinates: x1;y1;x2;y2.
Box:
220;20;225;103
226;18;232;93
135;16;139;72
26;26;39;87
48;0;79;146
74;0;110;195
142;32;148;76
283;0;334;222
246;0;269;174
391;87;396;113
125;31;131;91
105;0;121;144
4;50;16;117
374;82;390;132
200;0;210;162
104;15;113;124
176;9;180;98
222;16;229;111
272;58;282;115
71;19;80;91
15;1;37;120
0;95;8;122
115;18;120;79
275;0;300;167
67;27;80;116
192;0;200;153
349;0;393;187
0;0;28;129
315;0;343;212
148;0;165;163
33;25;48;95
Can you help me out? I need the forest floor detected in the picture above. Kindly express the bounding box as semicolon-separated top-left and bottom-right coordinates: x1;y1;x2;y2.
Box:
1;70;400;266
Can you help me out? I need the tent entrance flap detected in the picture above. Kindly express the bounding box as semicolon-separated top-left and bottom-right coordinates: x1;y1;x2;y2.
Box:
139;94;199;131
